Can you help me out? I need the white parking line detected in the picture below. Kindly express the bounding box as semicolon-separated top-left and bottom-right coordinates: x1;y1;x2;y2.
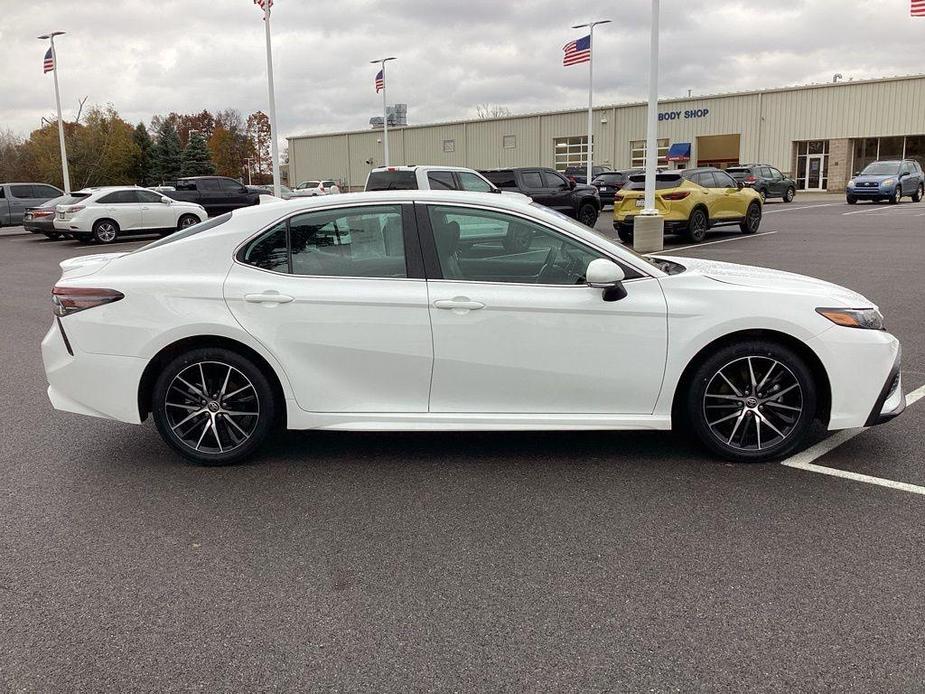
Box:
764;203;844;214
651;230;778;255
780;383;925;495
842;205;917;216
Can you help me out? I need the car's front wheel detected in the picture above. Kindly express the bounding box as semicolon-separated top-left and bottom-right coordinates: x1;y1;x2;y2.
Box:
177;213;200;230
152;347;277;466
740;201;762;234
577;203;598;228
846;195;857;205
616;225;633;244
783;187;795;203
889;186;902;204
686;340;817;462
913;184;923;203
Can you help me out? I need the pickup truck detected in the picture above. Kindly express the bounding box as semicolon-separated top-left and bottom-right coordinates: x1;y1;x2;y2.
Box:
480;167;601;227
0;182;64;226
164;176;260;216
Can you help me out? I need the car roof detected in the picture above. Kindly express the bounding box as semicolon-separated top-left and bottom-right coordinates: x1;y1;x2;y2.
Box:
369;165;482;173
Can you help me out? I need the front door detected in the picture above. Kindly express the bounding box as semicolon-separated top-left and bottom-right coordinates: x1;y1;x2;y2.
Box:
224;202;433;413
421;203;667;414
805;155;825;190
135;189;176;230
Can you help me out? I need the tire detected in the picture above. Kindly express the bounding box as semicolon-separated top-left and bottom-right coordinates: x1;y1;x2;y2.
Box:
685;208;708;243
617;225;634;244
177;213;200;230
152;347;277;466
783;187;795;203
740;201;762;234
577;203;598;228
846;195;857;205
913;185;923;203
889;186;901;204
685;340;817;463
92;219;119;244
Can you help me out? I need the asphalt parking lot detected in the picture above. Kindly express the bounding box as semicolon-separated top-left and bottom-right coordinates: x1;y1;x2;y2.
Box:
2;196;924;691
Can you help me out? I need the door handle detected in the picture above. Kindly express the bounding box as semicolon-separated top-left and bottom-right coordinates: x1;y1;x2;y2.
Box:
244;291;294;304
433;299;485;311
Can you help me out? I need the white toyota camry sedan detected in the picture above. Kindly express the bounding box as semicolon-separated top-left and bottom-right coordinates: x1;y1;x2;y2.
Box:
41;190;905;466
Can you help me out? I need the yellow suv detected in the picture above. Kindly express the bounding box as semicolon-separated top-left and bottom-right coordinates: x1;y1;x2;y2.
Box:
612;168;763;244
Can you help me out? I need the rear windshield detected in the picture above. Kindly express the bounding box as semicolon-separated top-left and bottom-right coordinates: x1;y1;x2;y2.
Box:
132;213;231;253
862;161;901;175
626;174;682;190
592;174;623;184
42;193;89;208
482;170;518;189
365;170;417;191
725;167;752;176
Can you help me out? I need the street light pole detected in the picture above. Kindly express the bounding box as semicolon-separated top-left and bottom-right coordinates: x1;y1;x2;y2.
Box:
634;0;664;253
371;57;396;167
572;19;610;184
38;31;70;194
261;2;281;198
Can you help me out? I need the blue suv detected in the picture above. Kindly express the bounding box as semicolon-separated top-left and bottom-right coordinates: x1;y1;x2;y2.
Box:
846;159;924;204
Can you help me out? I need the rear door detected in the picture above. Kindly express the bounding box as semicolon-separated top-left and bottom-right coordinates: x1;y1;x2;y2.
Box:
224;202;433;413
219;178;250;212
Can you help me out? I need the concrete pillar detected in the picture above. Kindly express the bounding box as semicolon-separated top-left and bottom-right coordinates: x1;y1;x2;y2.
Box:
827;138;852;192
633;214;664;254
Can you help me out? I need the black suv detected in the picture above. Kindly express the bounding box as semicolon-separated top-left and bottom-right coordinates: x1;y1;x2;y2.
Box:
564;165;609;185
591;169;643;205
726;164;796;202
480;167;601;227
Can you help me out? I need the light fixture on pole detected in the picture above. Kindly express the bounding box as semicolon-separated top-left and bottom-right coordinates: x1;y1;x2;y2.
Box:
571;19;610;184
38;31;70;194
370;57;397;167
256;0;281;198
634;0;664;254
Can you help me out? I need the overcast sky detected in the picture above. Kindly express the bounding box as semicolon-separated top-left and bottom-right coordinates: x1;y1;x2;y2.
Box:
1;0;922;143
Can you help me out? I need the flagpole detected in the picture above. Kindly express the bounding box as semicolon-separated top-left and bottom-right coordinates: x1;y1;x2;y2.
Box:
262;1;281;198
39;32;70;194
572;20;609;184
371;57;397;167
633;0;664;254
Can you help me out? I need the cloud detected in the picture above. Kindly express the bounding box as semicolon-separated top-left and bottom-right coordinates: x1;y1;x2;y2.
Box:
1;0;922;143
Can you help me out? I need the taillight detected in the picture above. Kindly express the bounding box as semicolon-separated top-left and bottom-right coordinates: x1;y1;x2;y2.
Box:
60;204;85;213
33;209;55;218
52;287;124;317
661;191;691;201
613;194;625;203
744;176;757;184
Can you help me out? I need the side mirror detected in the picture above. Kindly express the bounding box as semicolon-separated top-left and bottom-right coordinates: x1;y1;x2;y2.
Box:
899;171;909;179
160;196;172;204
586;258;627;301
568;178;577;190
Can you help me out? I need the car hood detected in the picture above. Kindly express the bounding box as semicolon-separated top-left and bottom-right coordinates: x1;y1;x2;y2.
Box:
654;256;874;308
852;174;896;183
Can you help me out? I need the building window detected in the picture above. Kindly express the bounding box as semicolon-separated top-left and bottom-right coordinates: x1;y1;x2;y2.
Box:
852;135;925;174
630;139;669;168
795;140;829;190
503;134;516;149
442;139;455;153
554;136;592;172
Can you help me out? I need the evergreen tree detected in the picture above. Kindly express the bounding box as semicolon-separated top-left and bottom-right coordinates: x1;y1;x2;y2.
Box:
131;122;154;185
180;132;215;176
152;120;182;183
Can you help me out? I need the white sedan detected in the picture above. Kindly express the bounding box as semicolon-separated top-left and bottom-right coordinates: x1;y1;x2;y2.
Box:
54;186;207;244
42;190;905;466
291;180;340;197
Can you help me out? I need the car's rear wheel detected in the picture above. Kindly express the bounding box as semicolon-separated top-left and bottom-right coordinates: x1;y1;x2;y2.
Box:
740;201;762;234
152;347;277;466
92;219;119;244
783;187;795;203
577;203;598;228
616;225;634;244
913;185;923;203
177;213;200;230
889;186;902;204
686;208;708;243
686;340;817;462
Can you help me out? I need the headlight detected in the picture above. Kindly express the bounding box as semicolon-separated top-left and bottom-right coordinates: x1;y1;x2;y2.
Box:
816;307;884;330
881;178;895;187
847;179;855;187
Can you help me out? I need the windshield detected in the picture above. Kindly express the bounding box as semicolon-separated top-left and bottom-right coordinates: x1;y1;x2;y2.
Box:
298;181;321;189
862;161;901;176
365;170;417;191
132;213;231;253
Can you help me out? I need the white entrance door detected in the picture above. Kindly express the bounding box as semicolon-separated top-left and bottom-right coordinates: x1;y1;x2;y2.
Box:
805;154;825;190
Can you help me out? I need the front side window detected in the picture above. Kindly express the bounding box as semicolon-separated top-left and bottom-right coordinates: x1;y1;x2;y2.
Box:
220;178;245;193
136;190;165;203
542;171;568;189
713;171;738;188
241;205;407;278
427;171;457;190
10;185;34;198
456;172;494;193
427;205;605;285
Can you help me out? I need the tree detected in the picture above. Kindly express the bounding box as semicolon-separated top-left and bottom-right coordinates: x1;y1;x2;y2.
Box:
208;109;252;180
69;105;138;188
152;120;182;183
131;123;154;185
476;104;512;119
246;111;271;178
180;132;215;176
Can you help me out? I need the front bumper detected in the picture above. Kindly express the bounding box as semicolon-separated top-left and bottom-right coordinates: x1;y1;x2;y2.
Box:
847;186;892;199
613;214;689;233
865;349;905;426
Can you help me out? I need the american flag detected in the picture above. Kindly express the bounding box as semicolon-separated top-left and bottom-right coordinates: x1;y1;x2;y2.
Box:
375;69;384;93
254;0;272;12
43;47;54;74
563;34;591;66
913;0;925;16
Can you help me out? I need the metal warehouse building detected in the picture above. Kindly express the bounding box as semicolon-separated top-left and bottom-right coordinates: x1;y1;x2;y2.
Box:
288;74;925;193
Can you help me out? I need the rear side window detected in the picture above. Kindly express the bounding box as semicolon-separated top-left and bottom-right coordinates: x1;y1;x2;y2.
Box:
482;170;517;189
456;172;494;193
98;190;137;203
241;205;408;278
134;213;231;253
10;185;34;198
136;190;165;203
365;170;417;191
427;171;457;190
